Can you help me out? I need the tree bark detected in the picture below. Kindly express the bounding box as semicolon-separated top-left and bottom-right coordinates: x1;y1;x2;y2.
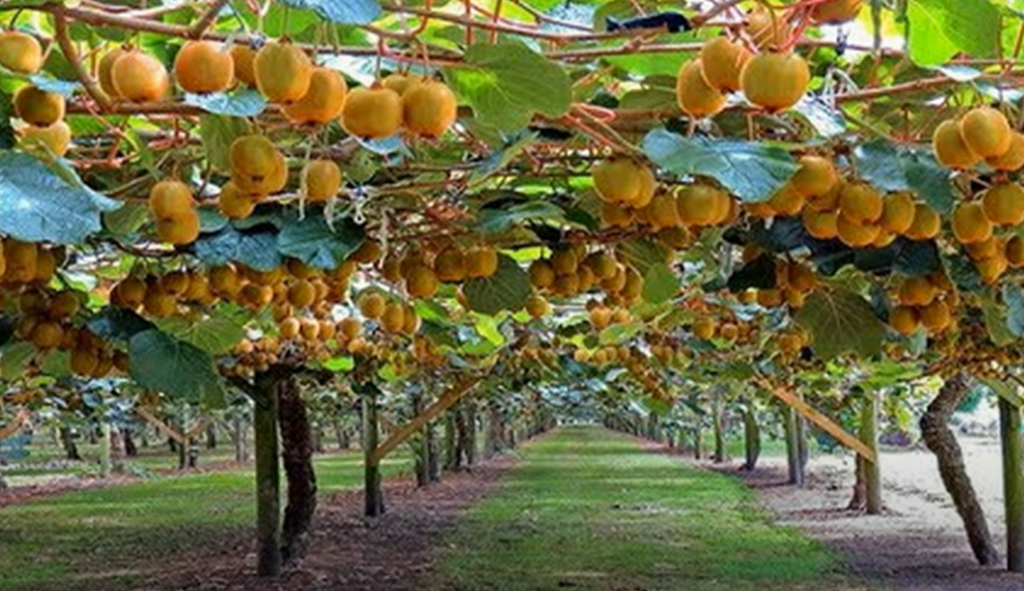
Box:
110;426;126;475
444;413;457;470
848;455;867;511
206;424;217;450
920;374;999;566
712;400;726;463
123;429;138;457
60;426;81;460
253;369;283;577
99;422;112;478
485;402;504;458
277;375;317;566
999;397;1024;572
693;422;703;460
860;389;882;515
362;390;384;517
743;407;761;471
785;405;804;486
464;402;477;466
233;415;249;463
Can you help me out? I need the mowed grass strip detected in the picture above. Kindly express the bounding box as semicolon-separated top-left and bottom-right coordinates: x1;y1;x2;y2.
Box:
433;426;861;591
0;451;409;591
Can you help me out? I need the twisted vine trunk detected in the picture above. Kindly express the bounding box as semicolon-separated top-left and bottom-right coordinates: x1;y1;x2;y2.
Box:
253;369;282;577
920;374;999;566
743;407;760;471
277;375;316;566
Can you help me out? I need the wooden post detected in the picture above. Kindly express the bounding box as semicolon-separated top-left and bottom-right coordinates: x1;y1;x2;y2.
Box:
785;406;803;486
860;388;882;515
253;371;282;577
1000;398;1024;572
99;422;112;478
363;393;384;517
743;406;760;471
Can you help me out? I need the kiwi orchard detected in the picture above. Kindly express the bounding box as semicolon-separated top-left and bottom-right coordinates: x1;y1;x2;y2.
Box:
1;0;1024;582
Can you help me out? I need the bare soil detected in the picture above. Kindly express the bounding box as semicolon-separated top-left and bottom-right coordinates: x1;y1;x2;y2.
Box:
137;457;515;591
709;438;1024;591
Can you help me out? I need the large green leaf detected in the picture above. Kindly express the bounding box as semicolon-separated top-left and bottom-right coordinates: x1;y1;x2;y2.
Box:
615;238;669;276
194;224;281;271
1003;283;1024;338
476;201;569;234
641;262;679;304
462;254;531;315
199;114;251;172
276;214;365;270
155;311;246;355
794;289;885;360
278;0;381;24
445;40;572;133
128;329;224;406
184;89;266;117
0;342;36;380
643;129;798;203
907;0;999;66
981;295;1016;347
854;139;955;215
0;151;120;243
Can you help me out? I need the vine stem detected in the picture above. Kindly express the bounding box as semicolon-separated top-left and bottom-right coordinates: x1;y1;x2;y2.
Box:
188;0;231;39
52;6;113;113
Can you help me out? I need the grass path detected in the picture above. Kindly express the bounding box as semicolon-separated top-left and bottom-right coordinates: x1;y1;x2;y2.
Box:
0;452;409;591
432;426;865;591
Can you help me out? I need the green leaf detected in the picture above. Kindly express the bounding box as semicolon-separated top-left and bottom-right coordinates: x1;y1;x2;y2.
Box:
855;139;955;215
1003;283;1024;338
462;254;531;315
277;214;365;270
643;129;799;203
981;378;1024;407
641;262;679;304
278;0;382;24
599;322;642;345
615;238;669;276
907;0;999;66
199;114;251;172
40;349;71;379
87;307;155;342
128;329;224;405
322;356;354;372
28;74;80;97
0;342;36;380
473;314;506;346
982;295;1016;347
155;312;245;355
445;40;572;132
184;89;266;117
194;224;281;271
794;289;885;360
103;202;149;236
0;151;120;243
476;201;569;234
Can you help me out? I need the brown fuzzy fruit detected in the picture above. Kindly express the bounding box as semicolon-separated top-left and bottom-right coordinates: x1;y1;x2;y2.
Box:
402;80;458;138
174;40;234;93
745;6;791;51
920;300;951;333
932;119;980;169
960;106;1012;159
0;31;43;74
988;133;1024;171
525;294;549;319
466;247;499;278
790;155;838;198
218;181;256;219
287;280;316;308
740;52;810;112
149;180;195;221
98;47;128;98
283;67;348;124
156;211;201;245
952;201;993;244
230;44;257;86
434;247;467;283
982;183;1024;227
301;159;343;201
676;59;727;118
230;134;280;186
699;36;751;92
111;50;170;102
528;260;555;289
880;192;915;234
899;276;937;307
254;42;313;104
342;85;403;139
405;264;439;298
903;203;941;240
382;73;416;96
593;158;656;208
802;208;839;239
766;184;805;216
19;121;72;157
14;85;65;127
810;0;862;24
838;182;883;224
836;217;881;247
676;185;729;226
1006;236;1024;268
380;302;406;333
889;306;919;336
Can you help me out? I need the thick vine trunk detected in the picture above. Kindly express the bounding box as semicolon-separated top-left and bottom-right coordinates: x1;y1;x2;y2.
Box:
444;413;458;471
99;422;112;478
999;398;1024;572
233;415;249;463
860;389;882;515
743;407;760;471
277;376;317;566
110;426;126;475
362;392;384;517
920;374;999;566
253;370;282;577
848;456;867;510
785;406;804;486
60;426;81;460
206;424;217;450
693;422;703;460
712;401;725;463
123;429;137;457
463;402;477;466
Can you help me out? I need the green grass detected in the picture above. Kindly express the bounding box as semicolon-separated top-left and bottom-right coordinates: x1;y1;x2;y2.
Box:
0;451;410;591
433;426;856;591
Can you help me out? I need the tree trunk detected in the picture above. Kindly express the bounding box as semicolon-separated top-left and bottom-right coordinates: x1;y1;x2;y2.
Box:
785;406;804;486
253;370;282;577
743;407;760;471
362;391;384;517
464;402;477;466
485;402;503;458
861;389;882;515
693;422;703;460
920;374;999;566
999;398;1024;572
233;415;249;463
712;401;725;463
206;424;217;450
332;417;350;450
99;422;112;478
60;426;81;460
123;429;137;457
277;375;317;566
412;391;429;487
110;426;127;475
444;413;457;470
454;404;469;469
849;456;867;510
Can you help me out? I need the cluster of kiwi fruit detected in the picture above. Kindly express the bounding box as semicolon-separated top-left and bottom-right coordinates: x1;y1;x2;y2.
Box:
526;245;643;308
0;33;72;158
0;239;62;286
949;182;1024;283
773;327;810;357
733;256;819;310
586;300;632;330
933;106;1024;172
889;272;956;336
376;242;498;300
343;72;458;140
356;290;421;336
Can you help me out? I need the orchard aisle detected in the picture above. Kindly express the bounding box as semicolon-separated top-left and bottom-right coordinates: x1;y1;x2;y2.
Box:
429;426;867;591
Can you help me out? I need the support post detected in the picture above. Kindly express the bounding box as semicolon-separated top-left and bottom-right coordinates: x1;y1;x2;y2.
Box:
860;388;882;515
1000;398;1024;572
253;370;282;577
743;406;760;471
99;421;112;478
785;405;803;486
362;392;384;517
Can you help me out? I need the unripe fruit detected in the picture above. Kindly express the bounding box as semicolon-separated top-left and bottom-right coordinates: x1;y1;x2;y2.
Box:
675;59;726;118
988;133;1024;171
301;159;342;201
174;40;234;94
741;52;810;112
0;31;43;74
402;79;458;138
111;50;170;102
14;85;65;127
149;180;195;221
981;183;1024;226
699;36;751;92
880;192;915;234
810;0;862;24
889;306;919;336
903;203;941;240
156;211;201;245
19;121;72;157
790;155;838;198
254;42;313;104
932;119;980;169
230;44;257;86
951;201;993;244
342;85;403;139
218;181;256;219
838;182;883;224
960;107;1012;159
283;67;348;124
592;159;656;207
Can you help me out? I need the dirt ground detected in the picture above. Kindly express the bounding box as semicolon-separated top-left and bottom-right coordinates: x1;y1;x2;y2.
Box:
716;437;1024;591
138;457;514;591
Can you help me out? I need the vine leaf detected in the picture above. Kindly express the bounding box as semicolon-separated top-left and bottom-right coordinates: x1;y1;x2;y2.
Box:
276;213;365;270
643;129;798;203
794;289;885;360
194;223;281;271
855;139;955;215
129;329;224;406
278;0;381;24
462;255;531;315
199;114;251;172
641;263;679;304
906;0;998;66
445;40;572;133
184;89;266;117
